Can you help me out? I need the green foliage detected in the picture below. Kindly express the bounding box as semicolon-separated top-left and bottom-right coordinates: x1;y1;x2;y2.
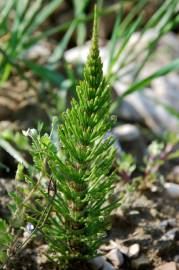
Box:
107;0;179;83
0;0;64;82
117;152;136;182
0;219;13;264
1;129;29;151
20;8;118;269
141;133;179;186
117;132;179;189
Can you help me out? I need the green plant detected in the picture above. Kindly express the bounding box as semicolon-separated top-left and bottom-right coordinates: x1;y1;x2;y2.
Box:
117;132;179;189
11;8;119;269
141;133;179;188
0;0;118;87
0;219;13;264
0;0;64;83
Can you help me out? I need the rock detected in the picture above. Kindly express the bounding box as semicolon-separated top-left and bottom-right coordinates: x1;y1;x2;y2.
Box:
151;185;158;193
154;262;178;270
113;124;146;162
160;218;177;229
131;254;150;269
23;42;50;60
89;256;106;269
106;248;124;268
114;82;179;135
149;208;158;218
128;244;140;259
113;124;140;141
103;261;116;270
164;182;179;199
161;228;179;241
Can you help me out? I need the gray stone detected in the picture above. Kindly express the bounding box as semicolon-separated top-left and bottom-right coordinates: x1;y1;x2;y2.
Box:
164;182;179;199
103;261;116;270
161;228;179;241
89;256;106;269
106;248;124;268
23;42;50;60
113;124;146;163
160;218;177;229
113;124;140;141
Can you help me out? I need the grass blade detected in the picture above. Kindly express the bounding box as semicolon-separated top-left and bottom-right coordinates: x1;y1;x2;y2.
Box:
31;0;64;32
48;20;77;65
24;60;64;85
111;59;179;112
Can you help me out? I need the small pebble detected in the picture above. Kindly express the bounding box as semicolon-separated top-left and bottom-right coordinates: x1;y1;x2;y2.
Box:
150;208;158;217
106;248;124;268
160;218;177;229
113;124;140;141
151;185;158;192
128;243;140;258
161;228;179;241
164;182;179;198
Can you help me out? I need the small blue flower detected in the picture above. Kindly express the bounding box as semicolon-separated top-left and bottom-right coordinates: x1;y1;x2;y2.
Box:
26;222;34;233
